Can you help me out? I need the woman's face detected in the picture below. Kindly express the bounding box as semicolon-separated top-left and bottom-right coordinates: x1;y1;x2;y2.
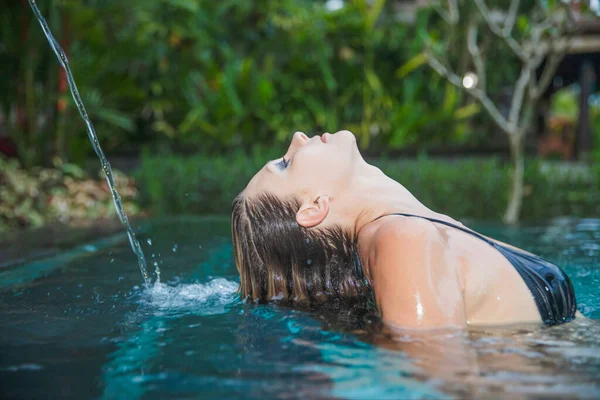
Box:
244;130;364;200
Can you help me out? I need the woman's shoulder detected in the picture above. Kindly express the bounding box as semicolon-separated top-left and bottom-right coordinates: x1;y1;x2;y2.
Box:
365;215;467;328
371;215;443;249
363;216;448;271
357;213;458;279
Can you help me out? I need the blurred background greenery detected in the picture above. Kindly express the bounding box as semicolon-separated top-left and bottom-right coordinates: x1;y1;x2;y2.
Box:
1;0;599;233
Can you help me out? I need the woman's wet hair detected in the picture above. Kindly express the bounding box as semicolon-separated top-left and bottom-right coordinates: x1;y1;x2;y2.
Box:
231;192;370;304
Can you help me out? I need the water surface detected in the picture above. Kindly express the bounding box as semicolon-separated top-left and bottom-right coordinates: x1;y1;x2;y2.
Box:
1;216;599;399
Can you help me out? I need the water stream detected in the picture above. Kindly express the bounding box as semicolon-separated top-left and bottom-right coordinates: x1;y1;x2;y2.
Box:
27;0;153;283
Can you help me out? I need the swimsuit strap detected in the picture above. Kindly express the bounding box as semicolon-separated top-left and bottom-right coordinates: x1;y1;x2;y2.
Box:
374;213;496;247
373;213;577;326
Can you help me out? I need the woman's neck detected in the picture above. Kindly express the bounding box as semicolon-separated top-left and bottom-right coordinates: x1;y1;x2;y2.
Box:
333;162;434;238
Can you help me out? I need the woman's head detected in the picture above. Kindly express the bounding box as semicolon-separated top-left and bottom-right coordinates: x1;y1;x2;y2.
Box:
231;130;370;304
243;130;364;219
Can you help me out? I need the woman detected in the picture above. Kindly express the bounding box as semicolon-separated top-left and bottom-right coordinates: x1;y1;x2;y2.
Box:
231;130;577;329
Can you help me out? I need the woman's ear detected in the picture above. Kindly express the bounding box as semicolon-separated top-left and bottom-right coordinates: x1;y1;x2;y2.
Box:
296;195;330;228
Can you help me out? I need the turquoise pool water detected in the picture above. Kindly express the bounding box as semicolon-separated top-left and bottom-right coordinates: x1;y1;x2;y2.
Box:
1;216;599;399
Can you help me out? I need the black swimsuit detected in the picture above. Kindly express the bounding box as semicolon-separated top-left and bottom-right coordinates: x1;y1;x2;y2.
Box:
374;213;577;326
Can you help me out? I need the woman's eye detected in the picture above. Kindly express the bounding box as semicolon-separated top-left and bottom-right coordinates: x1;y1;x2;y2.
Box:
278;157;289;169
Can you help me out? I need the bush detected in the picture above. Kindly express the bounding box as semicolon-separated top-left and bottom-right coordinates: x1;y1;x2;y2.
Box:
0;156;140;233
4;0;480;168
136;151;600;221
135;147;281;215
376;155;508;220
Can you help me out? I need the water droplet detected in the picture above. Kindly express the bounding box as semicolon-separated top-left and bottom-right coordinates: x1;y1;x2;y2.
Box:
307;259;313;266
271;292;284;301
172;244;178;252
198;245;203;249
110;258;115;264
147;239;152;246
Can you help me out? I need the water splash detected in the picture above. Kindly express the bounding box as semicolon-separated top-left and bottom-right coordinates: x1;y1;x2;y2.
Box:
28;0;151;283
141;278;239;314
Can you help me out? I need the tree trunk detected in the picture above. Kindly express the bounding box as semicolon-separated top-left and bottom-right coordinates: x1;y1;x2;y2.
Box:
503;132;525;224
576;60;595;160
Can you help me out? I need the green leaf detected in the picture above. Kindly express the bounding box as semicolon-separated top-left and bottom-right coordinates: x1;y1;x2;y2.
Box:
396;52;428;78
454;103;480;120
60;163;86;179
365;68;382;93
179;107;206;134
222;64;244;117
93;108;135;132
366;0;386;29
517;15;529;34
163;0;199;13
153;120;177;137
442;83;457;114
317;57;337;91
256;77;275;105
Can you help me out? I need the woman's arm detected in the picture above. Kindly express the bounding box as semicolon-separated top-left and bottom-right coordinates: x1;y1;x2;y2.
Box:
370;218;467;329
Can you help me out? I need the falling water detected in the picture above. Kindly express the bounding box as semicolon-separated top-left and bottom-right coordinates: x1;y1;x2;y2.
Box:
28;0;152;284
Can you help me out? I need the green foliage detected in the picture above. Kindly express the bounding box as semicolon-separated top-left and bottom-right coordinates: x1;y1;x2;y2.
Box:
134;147;280;215
550;88;579;120
550;88;600;162
593;102;600;180
377;155;509;219
136;152;600;220
3;0;479;168
0;156;140;233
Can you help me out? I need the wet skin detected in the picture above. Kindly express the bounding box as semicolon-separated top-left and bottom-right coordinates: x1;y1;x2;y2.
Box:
244;130;542;329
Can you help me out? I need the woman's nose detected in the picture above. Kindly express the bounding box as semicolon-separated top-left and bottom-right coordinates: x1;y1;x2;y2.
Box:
287;131;308;155
292;131;308;145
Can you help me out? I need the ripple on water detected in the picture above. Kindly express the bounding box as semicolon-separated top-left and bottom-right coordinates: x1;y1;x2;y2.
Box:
1;364;44;372
2;217;600;400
